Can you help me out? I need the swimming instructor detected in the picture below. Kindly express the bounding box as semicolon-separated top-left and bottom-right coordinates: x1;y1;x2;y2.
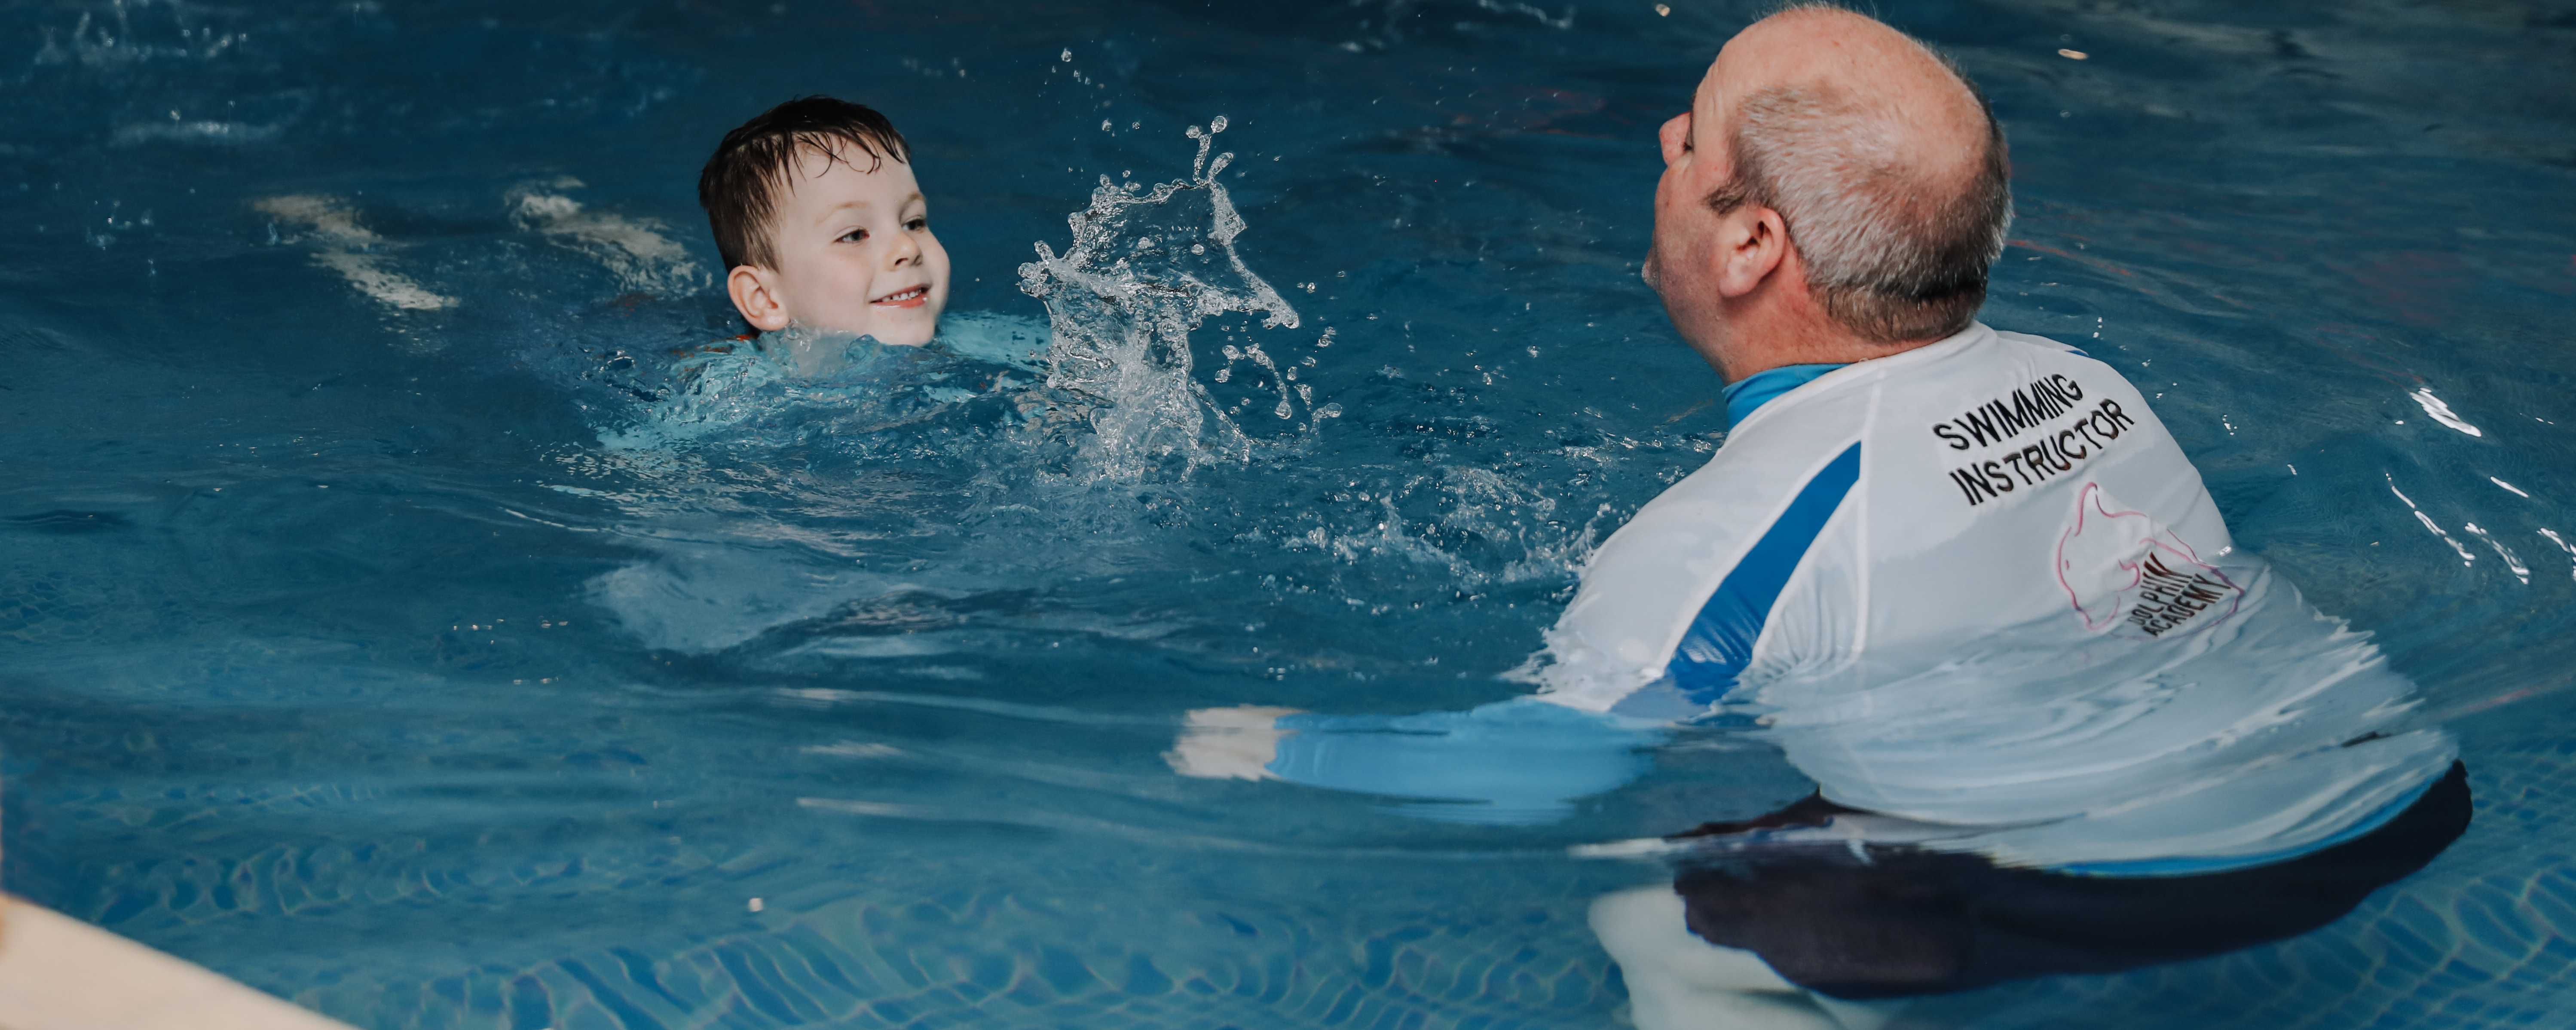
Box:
1172;6;2469;1027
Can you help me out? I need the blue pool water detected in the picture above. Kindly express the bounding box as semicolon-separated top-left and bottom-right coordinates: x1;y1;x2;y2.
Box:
6;0;2576;1027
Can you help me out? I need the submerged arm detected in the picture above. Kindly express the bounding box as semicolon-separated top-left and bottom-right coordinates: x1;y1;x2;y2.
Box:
1166;697;1670;825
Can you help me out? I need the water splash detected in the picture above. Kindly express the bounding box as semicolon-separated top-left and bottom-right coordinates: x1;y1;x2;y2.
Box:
591;336;911;452
1017;119;1309;479
586;318;1048;455
34;2;247;69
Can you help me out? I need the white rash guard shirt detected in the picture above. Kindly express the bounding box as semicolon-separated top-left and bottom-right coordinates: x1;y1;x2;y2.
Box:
1527;321;2457;871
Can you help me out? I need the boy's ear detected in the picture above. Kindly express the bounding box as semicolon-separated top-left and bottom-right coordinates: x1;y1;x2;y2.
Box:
726;265;792;332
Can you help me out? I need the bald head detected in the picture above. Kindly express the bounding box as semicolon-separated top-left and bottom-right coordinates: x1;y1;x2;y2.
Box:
1717;6;1992;183
1655;3;2011;349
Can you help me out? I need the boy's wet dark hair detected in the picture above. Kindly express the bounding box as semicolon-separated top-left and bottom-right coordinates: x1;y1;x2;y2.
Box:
698;96;911;272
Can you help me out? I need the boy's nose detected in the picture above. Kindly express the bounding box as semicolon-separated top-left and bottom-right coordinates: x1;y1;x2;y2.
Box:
885;230;923;267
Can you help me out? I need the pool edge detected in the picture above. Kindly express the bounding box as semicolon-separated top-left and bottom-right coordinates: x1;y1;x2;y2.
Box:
0;895;355;1030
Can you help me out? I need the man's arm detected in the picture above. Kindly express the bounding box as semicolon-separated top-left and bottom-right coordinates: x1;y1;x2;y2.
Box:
1166;416;1865;823
1166;698;1670;825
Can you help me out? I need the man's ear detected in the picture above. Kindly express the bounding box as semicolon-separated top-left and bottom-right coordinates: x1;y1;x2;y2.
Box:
1713;206;1790;299
726;265;791;333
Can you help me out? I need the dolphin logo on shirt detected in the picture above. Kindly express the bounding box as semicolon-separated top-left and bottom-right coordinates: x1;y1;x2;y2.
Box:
2056;482;2240;636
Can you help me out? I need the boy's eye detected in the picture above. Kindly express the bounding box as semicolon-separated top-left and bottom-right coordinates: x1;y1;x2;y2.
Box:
905;217;928;232
838;228;868;243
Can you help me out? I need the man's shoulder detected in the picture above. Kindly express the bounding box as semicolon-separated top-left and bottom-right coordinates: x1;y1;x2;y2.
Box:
1854;323;2142;415
1986;326;2135;377
1641;323;2162;514
1989;326;2082;355
1728;324;2106;432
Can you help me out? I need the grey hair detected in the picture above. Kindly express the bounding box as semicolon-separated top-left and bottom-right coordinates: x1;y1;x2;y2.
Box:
1707;78;2013;343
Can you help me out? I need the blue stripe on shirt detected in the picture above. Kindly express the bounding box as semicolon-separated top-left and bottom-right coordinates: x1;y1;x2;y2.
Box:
1668;443;1863;705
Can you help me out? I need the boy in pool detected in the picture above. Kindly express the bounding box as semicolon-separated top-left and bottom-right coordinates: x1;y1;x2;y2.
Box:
698;96;950;356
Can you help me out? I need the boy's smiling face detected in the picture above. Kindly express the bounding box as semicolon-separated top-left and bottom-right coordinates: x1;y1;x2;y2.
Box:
727;145;949;346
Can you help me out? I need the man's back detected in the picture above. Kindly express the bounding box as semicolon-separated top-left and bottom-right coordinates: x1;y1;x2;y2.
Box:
1540;322;2455;869
1548;323;2223;698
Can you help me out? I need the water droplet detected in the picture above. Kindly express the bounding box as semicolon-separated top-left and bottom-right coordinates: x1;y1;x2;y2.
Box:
1060;48;1072;61
1209;115;1229;132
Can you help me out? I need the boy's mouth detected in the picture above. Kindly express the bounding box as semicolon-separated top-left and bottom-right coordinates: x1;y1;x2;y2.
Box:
871;285;930;309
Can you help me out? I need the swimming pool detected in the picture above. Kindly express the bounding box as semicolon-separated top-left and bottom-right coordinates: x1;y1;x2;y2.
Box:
4;0;2575;1026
